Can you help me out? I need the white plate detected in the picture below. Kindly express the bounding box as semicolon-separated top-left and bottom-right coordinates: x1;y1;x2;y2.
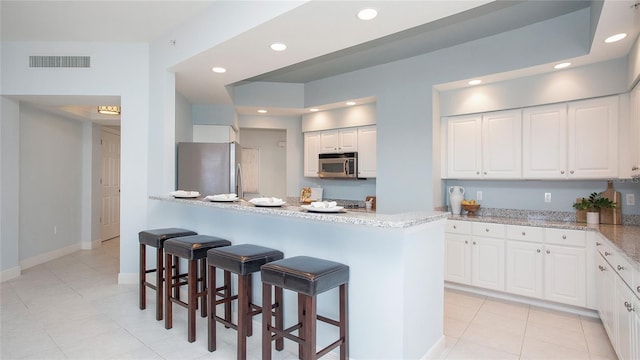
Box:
170;190;200;198
205;194;238;202
249;197;286;207
301;205;345;213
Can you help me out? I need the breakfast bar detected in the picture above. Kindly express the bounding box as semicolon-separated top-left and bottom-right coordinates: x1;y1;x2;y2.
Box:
148;196;448;359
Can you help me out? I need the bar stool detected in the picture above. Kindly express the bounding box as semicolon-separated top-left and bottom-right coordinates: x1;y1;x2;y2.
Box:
164;235;231;342
261;256;349;360
207;244;284;360
139;228;197;320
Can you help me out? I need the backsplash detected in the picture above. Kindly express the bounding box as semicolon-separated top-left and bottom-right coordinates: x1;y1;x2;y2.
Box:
437;206;640;226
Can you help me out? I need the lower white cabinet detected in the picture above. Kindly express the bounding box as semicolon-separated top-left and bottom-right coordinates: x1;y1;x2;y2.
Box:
596;253;616;339
543;243;586;306
444;233;471;284
471;236;505;291
506;240;543;298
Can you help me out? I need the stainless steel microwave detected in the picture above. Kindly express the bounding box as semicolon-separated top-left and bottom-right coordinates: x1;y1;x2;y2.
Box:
318;152;358;178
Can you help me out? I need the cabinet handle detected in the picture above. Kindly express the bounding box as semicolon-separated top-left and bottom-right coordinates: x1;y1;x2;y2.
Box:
596;242;602;246
546;250;551;254
465;240;468;244
473;241;476;245
537;249;541;253
570;170;574;174
624;301;634;312
598;265;606;271
632;166;639;171
604;251;611;256
562;235;566;240
476;171;480;175
617;265;625;271
484;171;487;175
453;225;457;229
560;170;565;174
522;232;526;236
485;229;489;232
637;286;640;293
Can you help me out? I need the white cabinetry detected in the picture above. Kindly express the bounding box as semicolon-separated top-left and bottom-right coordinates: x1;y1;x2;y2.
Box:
444;220;472;284
303;132;321;177
630;83;640;177
357;126;376;178
522;104;567;179
445;110;521;179
567;96;619;179
319;128;358;153
505;225;544;298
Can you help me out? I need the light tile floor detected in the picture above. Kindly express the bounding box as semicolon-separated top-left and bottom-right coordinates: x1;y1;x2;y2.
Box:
1;238;617;359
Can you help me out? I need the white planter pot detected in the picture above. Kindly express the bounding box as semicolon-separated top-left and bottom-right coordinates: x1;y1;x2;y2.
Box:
586;212;600;225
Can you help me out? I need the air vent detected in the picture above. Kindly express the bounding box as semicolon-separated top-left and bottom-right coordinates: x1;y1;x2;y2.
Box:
29;56;90;68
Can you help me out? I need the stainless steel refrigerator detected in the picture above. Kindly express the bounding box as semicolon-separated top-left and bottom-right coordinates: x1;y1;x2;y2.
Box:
177;142;243;198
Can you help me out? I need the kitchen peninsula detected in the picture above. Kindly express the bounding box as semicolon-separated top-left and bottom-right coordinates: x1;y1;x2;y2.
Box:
149;195;448;359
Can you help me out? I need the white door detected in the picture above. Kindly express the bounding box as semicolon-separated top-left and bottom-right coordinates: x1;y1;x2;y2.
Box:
319;130;339;153
357;126;376;178
543;244;586;307
522;104;567;179
304;132;321;177
444;234;471;284
101;129;121;241
471;237;505;291
481;110;522;178
338;128;358;152
505;240;543;298
446;115;482;178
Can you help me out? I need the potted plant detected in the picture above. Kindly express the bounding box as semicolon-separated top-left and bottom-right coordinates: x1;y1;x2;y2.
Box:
578;192;616;224
572;197;590;223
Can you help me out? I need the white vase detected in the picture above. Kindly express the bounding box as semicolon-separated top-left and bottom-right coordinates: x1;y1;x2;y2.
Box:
586;211;600;225
449;186;465;215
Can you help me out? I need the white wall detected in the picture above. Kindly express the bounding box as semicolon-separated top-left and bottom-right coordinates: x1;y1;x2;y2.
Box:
0;97;20;279
301;103;376;132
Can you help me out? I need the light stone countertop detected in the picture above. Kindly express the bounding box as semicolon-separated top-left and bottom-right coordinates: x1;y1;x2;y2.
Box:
449;214;640;271
150;195;449;229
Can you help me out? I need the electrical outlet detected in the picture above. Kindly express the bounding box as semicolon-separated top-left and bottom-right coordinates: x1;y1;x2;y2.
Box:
627;193;635;206
544;193;551;203
476;191;483;201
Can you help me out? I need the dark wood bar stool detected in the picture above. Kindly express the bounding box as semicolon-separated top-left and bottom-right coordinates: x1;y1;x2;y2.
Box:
207;244;284;360
164;235;231;342
261;256;349;360
139;228;197;320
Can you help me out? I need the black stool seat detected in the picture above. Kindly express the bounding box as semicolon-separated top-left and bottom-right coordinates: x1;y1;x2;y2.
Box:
138;228;197;321
164;235;231;343
207;244;284;359
261;256;349;296
207;244;284;274
165;235;231;260
139;228;197;248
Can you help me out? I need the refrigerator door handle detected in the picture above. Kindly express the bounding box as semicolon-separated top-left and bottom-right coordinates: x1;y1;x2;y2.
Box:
236;163;244;200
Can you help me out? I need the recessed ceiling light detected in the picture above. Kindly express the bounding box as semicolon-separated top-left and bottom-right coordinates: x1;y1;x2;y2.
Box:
604;33;627;43
310;108;319;112
346;101;356;106
554;62;571;69
270;43;287;51
211;67;226;73
357;8;378;21
468;79;482;85
258;109;267;113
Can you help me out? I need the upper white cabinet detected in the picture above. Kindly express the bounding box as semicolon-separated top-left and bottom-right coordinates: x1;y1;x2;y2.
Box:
567;96;619;179
303;132;321;177
357;126;377;178
522;104;567;179
445;109;521;179
630;84;640;178
319;128;358;153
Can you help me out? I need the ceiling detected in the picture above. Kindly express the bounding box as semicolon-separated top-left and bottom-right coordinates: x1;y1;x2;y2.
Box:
1;0;639;125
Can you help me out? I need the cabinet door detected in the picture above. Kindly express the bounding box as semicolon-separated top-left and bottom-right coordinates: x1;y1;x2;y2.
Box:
444;234;471;284
543;244;586;307
568;96;619;179
481;110;522;178
506;241;543;298
304;132;321;177
319;130;339;153
596;254;616;339
338;128;358;152
447;115;482;179
357;126;376;178
631;84;640;177
615;277;635;360
471;237;505;291
633;296;640;360
522;104;567;179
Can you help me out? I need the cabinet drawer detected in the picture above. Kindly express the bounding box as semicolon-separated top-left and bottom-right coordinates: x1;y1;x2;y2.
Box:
595;237;615;263
613;254;635;289
446;220;471;234
544;228;585;247
472;222;505;238
506;225;543;243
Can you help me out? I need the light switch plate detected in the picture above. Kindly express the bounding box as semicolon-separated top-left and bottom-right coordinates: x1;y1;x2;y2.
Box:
627;193;635;206
476;191;483;201
545;193;551;203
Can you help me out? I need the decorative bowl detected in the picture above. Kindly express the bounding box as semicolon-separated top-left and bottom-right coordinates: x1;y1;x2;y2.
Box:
461;204;480;216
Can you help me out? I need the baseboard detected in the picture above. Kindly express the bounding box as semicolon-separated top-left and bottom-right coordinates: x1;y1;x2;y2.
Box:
422;335;446;360
80;239;102;250
0;266;21;282
445;282;599;318
20;243;81;270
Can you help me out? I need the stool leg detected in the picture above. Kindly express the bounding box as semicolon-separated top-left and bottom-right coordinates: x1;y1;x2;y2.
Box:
139;244;146;310
208;265;217;352
173;255;180;300
262;283;273;360
275;286;284;351
340;283;349;360
298;294;304;359
301;294;317;360
237;274;250;360
156;247;164;321
246;273;253;337
164;253;173;330
188;259;197;342
224;270;232;324
200;259;207;318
